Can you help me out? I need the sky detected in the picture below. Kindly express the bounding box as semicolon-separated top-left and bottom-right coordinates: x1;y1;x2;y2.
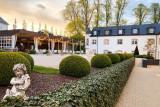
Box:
0;0;160;34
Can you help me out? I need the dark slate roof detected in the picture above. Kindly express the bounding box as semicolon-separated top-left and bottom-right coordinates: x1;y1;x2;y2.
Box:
0;17;9;25
90;24;160;36
86;28;92;34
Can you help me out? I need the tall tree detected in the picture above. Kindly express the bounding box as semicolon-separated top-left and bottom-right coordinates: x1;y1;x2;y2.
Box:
150;3;160;24
31;22;34;32
22;19;27;30
13;18;17;30
133;3;150;25
63;0;83;35
103;0;112;26
114;0;128;26
39;22;41;31
93;0;102;27
78;0;94;31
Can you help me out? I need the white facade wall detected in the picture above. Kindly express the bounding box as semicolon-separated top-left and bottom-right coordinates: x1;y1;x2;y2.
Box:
85;34;160;59
0;23;8;30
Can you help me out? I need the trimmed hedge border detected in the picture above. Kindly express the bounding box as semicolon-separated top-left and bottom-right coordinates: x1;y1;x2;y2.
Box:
0;58;135;106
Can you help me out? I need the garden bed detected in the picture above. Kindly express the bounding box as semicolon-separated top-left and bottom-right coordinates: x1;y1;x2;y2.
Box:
0;67;99;100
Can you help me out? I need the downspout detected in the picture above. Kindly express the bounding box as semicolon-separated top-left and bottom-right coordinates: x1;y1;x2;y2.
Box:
97;35;98;54
155;35;158;59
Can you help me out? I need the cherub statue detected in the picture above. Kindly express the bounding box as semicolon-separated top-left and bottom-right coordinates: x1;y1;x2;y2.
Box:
3;64;30;101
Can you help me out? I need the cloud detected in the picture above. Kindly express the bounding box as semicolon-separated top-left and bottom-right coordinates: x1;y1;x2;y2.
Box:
36;4;46;9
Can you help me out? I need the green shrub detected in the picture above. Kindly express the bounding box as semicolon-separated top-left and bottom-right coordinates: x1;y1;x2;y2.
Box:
29;50;36;54
106;53;121;64
16;52;34;69
43;50;48;54
59;55;91;77
0;49;3;52
146;56;154;59
117;53;126;61
124;53;133;59
1;58;135;106
0;52;31;86
91;54;112;68
134;55;147;58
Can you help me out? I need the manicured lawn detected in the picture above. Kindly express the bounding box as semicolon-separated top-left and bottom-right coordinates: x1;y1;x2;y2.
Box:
33;65;60;74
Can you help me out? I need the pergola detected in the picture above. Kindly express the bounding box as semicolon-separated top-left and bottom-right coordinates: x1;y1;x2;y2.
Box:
0;29;79;53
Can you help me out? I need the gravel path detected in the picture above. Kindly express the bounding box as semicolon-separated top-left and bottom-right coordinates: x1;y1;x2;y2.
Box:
115;58;160;107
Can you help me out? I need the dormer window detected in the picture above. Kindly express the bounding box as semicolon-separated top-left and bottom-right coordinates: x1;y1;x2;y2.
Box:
105;30;110;35
148;28;155;34
93;31;97;35
118;29;123;35
133;28;138;34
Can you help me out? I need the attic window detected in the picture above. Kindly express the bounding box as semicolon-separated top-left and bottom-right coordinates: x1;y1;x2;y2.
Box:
118;29;123;35
93;31;97;35
148;28;155;34
105;30;110;35
133;28;138;34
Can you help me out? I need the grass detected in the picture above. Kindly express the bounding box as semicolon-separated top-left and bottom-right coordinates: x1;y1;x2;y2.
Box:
32;65;60;74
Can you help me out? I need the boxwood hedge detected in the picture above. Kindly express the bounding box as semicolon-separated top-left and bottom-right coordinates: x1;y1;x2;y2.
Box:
106;53;121;64
59;55;91;77
91;54;112;68
0;52;31;86
0;58;135;106
16;52;34;69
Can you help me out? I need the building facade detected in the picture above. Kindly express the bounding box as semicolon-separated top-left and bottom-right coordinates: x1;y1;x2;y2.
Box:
85;24;160;59
0;17;78;53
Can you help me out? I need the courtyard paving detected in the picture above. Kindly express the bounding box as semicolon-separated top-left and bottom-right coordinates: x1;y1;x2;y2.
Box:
31;54;93;69
115;58;160;107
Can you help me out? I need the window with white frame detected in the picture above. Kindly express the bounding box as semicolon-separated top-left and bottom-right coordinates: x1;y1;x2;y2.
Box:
0;36;12;49
104;39;109;45
105;30;110;35
132;39;138;44
117;50;123;53
131;51;135;54
117;39;123;44
93;31;97;35
104;50;109;54
148;28;155;34
86;39;89;46
133;28;138;34
118;29;123;35
148;39;155;45
92;39;97;44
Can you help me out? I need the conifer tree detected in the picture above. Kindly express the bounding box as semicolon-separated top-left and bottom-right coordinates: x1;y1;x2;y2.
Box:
51;26;53;34
13;18;17;30
39;22;41;31
44;24;47;34
32;22;34;31
23;19;27;30
134;45;139;55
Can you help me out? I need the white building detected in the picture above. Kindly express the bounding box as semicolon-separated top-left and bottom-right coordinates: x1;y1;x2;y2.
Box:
0;17;9;30
0;17;78;53
85;24;160;59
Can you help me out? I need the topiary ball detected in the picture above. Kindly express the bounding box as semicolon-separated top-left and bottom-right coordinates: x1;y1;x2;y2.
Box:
106;53;121;64
16;52;34;69
29;50;36;54
117;53;126;61
59;55;91;77
0;49;3;52
0;52;31;86
124;53;133;59
91;54;112;68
